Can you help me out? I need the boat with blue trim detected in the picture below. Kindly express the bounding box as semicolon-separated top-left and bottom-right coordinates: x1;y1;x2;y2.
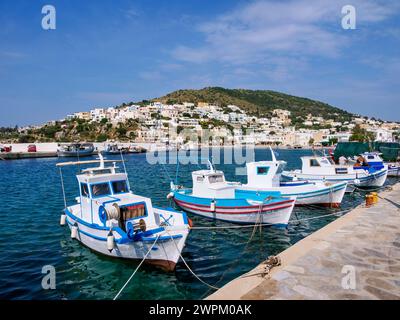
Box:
102;143;129;155
169;161;296;225
57;142;95;157
281;153;388;190
235;148;347;207
56;154;190;271
355;152;399;177
388;163;400;177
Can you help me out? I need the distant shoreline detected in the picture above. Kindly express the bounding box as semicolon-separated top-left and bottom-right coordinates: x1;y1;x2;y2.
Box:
1;142;332;153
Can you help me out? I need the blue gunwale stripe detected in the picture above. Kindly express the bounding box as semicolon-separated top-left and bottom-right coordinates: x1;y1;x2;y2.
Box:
282;169;387;183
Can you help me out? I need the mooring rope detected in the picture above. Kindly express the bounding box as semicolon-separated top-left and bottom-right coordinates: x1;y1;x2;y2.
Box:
165;230;219;291
190;209;351;231
113;234;160;300
59;167;67;209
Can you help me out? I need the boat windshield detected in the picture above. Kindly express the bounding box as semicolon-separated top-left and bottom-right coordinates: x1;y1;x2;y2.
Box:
91;183;111;197
208;174;224;183
320;158;333;166
112;180;129;194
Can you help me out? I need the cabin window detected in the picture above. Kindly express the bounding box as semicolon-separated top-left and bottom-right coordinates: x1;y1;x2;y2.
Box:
208;175;224;183
91;183;111;197
335;168;348;174
257;166;269;175
196;176;204;182
310;159;320;167
112;180;129;194
367;155;374;160
80;183;90;197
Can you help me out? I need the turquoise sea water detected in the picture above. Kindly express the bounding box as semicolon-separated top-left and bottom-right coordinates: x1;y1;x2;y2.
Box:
0;148;397;300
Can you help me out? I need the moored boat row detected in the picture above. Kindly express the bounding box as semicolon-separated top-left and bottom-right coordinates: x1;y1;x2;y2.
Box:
55;146;395;272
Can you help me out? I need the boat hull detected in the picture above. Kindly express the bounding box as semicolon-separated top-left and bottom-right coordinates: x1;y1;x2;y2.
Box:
173;192;295;225
281;168;388;189
236;181;347;207
57;149;95;157
65;213;187;272
388;165;400;177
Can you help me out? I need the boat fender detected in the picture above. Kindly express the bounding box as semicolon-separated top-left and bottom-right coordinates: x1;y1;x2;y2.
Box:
210;200;216;212
60;213;67;226
188;218;193;229
107;230;115;252
293;176;298;181
354;179;360;185
71;223;78;239
167;192;174;199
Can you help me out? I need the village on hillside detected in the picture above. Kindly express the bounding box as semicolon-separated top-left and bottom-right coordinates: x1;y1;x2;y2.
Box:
7;100;398;148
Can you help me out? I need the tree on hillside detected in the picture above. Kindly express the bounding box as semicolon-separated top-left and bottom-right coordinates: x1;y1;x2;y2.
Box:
350;124;375;142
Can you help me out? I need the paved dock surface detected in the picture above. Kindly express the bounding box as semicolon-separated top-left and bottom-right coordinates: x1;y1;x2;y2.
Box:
207;183;400;300
0;152;57;160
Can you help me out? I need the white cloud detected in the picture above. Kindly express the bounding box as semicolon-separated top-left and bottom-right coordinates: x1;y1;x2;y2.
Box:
172;0;399;64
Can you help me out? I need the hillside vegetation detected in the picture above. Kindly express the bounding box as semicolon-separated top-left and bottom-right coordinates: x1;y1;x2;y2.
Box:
154;87;354;122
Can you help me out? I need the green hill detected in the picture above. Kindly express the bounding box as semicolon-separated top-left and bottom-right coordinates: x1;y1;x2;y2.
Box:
153;87;354;122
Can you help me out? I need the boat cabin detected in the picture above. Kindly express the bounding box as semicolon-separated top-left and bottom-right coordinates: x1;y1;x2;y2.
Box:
245;160;286;188
191;169;236;199
357;152;384;170
301;156;339;175
67;158;157;230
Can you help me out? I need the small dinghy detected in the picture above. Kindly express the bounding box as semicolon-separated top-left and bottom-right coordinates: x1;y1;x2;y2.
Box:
281;153;388;191
235;148;347;207
169;161;296;225
56;154;190;271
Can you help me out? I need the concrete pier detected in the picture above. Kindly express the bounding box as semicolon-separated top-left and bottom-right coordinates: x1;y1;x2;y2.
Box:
207;183;400;300
0;152;57;160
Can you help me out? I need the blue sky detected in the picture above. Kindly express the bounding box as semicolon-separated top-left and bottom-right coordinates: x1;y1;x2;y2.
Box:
0;0;400;126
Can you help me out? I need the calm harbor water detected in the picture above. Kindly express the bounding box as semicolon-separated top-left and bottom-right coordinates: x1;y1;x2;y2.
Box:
0;148;397;300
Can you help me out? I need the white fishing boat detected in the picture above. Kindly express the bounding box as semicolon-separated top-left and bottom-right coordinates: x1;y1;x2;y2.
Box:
357;152;399;177
281;153;388;190
169;161;296;225
235;148;347;207
57;143;95;157
102;144;129;155
56;154;190;271
388;163;400;177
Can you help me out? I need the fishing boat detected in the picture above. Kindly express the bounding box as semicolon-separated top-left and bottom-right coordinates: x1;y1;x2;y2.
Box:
388;163;400;177
57;143;95;157
56;154;190;271
169;161;296;225
356;151;399;177
103;144;129;155
281;153;388;190
235;148;347;207
129;145;147;153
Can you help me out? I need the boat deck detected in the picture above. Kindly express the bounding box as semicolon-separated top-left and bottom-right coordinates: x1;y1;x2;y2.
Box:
207;182;400;300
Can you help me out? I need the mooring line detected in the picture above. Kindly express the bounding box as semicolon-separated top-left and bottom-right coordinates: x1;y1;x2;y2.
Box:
113;234;160;300
165;230;219;291
189;209;351;231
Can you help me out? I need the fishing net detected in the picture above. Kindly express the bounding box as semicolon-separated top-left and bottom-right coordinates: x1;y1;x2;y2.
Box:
333;142;400;161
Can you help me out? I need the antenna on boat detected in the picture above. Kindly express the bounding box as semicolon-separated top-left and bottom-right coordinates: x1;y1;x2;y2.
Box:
269;146;277;162
120;148;131;191
98;152;105;168
207;158;215;173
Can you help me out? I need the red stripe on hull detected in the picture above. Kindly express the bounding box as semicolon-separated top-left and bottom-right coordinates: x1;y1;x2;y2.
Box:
174;198;293;209
174;199;294;215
